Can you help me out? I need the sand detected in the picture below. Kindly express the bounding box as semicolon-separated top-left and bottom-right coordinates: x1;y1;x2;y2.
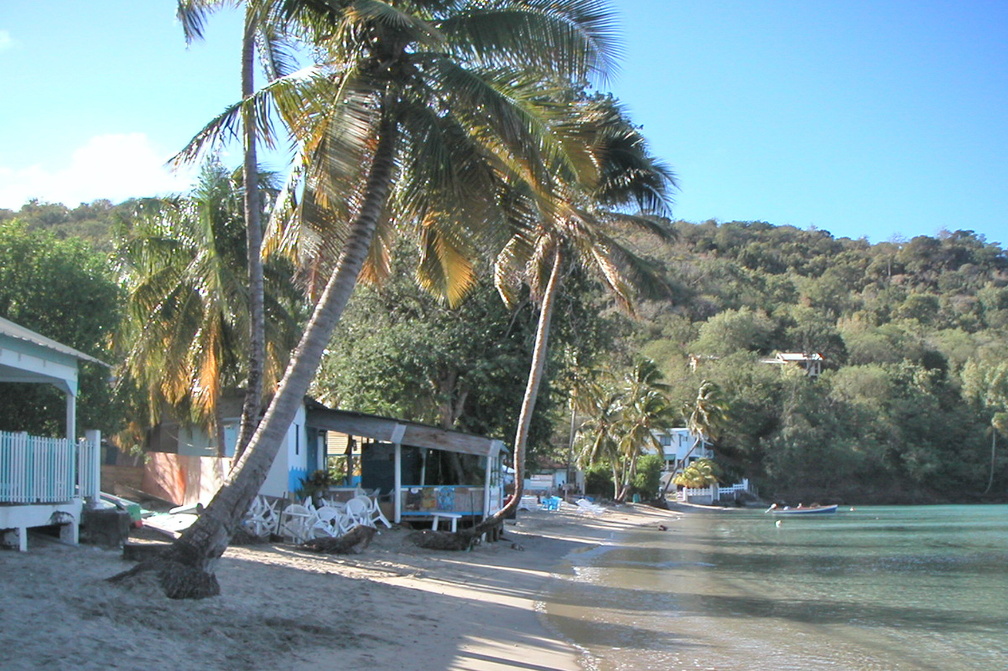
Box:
0;502;679;671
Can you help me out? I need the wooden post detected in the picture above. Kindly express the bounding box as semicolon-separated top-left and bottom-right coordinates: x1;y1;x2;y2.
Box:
391;424;405;524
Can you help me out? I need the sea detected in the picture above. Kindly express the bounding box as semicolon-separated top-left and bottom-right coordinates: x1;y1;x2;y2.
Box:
542;505;1008;671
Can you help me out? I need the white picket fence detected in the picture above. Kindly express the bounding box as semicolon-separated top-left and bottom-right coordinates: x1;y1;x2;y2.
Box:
679;478;757;504
0;430;100;504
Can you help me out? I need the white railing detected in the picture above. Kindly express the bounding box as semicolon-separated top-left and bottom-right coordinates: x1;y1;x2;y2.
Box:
680;478;756;503
0;430;100;504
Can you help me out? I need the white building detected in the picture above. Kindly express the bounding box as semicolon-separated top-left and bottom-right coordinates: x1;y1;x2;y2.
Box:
650;428;712;472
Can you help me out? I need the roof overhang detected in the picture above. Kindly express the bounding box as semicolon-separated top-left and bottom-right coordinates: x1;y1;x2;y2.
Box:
0;316;110;394
306;404;506;458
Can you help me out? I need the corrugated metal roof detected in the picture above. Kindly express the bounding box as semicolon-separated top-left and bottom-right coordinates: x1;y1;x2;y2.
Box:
0;316;110;367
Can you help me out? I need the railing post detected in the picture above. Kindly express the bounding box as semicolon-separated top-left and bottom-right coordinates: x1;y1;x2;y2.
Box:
82;429;101;506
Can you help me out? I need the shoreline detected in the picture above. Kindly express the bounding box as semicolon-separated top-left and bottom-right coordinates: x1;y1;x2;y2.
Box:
0;502;680;670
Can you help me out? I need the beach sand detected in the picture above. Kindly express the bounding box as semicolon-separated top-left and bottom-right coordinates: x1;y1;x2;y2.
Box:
0;503;678;670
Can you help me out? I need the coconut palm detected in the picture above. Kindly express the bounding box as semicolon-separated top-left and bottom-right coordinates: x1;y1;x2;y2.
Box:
612;359;675;500
680;379;728;464
672;458;721;489
575;361;674;500
124;0;619;598
175;0;306;458
493;94;677;517
113;162;299;456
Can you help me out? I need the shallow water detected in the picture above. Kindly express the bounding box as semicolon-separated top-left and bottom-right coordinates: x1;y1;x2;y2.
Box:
543;505;1008;671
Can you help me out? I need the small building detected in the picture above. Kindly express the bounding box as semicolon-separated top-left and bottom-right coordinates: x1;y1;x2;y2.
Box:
0;317;104;551
760;352;824;377
139;398;508;526
650;427;712;472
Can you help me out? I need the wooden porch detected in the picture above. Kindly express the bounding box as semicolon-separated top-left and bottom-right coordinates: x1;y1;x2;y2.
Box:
0;316;106;551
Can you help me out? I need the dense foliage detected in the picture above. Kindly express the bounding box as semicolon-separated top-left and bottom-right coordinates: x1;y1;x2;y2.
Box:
634;222;1008;503
4;200;1006;502
313;246;623;467
0;220;122;434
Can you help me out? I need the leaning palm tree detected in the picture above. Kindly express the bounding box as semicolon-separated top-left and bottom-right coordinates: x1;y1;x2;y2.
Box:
673;379;729;477
493;94;677;518
117;0;619;599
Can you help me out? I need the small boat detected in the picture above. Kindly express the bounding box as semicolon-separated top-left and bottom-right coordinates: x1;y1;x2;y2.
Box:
766;504;838;515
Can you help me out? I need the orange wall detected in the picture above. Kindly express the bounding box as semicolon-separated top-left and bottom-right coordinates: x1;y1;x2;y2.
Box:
142;452;232;506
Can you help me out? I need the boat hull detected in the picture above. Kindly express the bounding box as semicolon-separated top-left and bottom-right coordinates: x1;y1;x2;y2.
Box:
769;504;838;515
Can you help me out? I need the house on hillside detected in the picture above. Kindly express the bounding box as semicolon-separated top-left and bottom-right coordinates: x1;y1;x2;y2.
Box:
760;352;824;377
0;316;104;551
139;397;508;526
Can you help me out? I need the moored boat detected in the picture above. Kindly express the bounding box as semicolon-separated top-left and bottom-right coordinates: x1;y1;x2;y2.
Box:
766;503;838;515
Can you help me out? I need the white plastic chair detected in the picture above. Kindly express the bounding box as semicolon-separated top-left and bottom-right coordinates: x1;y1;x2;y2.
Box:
575;498;605;515
312;506;351;538
363;494;393;528
344;496;374;528
280;503;318;543
241;495;279;539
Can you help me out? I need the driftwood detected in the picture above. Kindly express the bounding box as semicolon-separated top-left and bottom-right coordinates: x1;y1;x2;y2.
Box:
408;529;476;551
408;515;507;552
300;525;376;554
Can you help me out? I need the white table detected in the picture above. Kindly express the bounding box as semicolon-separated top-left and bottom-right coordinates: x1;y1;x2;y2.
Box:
431;512;462;532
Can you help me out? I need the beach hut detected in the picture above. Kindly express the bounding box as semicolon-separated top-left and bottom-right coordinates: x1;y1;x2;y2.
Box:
138;398;507;529
0;316;105;551
306;403;507;528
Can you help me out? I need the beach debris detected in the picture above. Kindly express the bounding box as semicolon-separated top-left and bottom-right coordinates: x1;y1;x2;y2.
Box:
301;525;377;554
510;542;525;551
408;529;476;551
657;524;668;531
775;520;783;527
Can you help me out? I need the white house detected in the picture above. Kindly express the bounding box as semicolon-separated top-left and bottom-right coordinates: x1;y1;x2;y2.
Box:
0;316;104;551
650;427;712;472
142;396;322;507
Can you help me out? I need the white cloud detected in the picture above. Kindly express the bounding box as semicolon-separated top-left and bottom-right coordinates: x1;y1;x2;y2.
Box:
0;133;198;209
0;30;15;52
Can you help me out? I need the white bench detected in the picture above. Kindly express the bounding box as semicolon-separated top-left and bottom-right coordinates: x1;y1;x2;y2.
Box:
430;512;462;532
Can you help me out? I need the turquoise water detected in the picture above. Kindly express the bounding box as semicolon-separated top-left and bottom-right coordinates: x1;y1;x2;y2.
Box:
544;506;1008;670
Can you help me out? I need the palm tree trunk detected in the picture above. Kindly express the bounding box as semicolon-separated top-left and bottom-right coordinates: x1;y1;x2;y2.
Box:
984;426;996;494
662;437;703;495
495;246;564;520
235;12;265;463
121;105;400;599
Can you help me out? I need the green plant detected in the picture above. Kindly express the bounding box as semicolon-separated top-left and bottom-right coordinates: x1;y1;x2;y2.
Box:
296;469;334;501
584;463;614;499
632;454;664;498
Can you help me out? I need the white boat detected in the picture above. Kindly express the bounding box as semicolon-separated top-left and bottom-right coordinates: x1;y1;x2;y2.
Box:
766;504;838;515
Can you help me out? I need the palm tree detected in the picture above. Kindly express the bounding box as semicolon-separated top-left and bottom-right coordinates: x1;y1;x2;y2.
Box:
672;458;721;489
574;361;674;501
612;359;675;500
675;379;728;474
113;162;299;456
493;94;676;517
175;0;305;459
124;0;619;599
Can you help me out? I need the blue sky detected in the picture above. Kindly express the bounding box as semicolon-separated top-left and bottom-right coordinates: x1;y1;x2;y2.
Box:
2;1;1006;245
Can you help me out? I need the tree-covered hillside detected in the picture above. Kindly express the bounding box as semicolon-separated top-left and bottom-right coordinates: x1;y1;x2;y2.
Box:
632;221;1008;503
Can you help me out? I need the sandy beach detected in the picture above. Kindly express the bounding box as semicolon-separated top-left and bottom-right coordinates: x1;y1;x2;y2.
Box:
0;502;679;671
